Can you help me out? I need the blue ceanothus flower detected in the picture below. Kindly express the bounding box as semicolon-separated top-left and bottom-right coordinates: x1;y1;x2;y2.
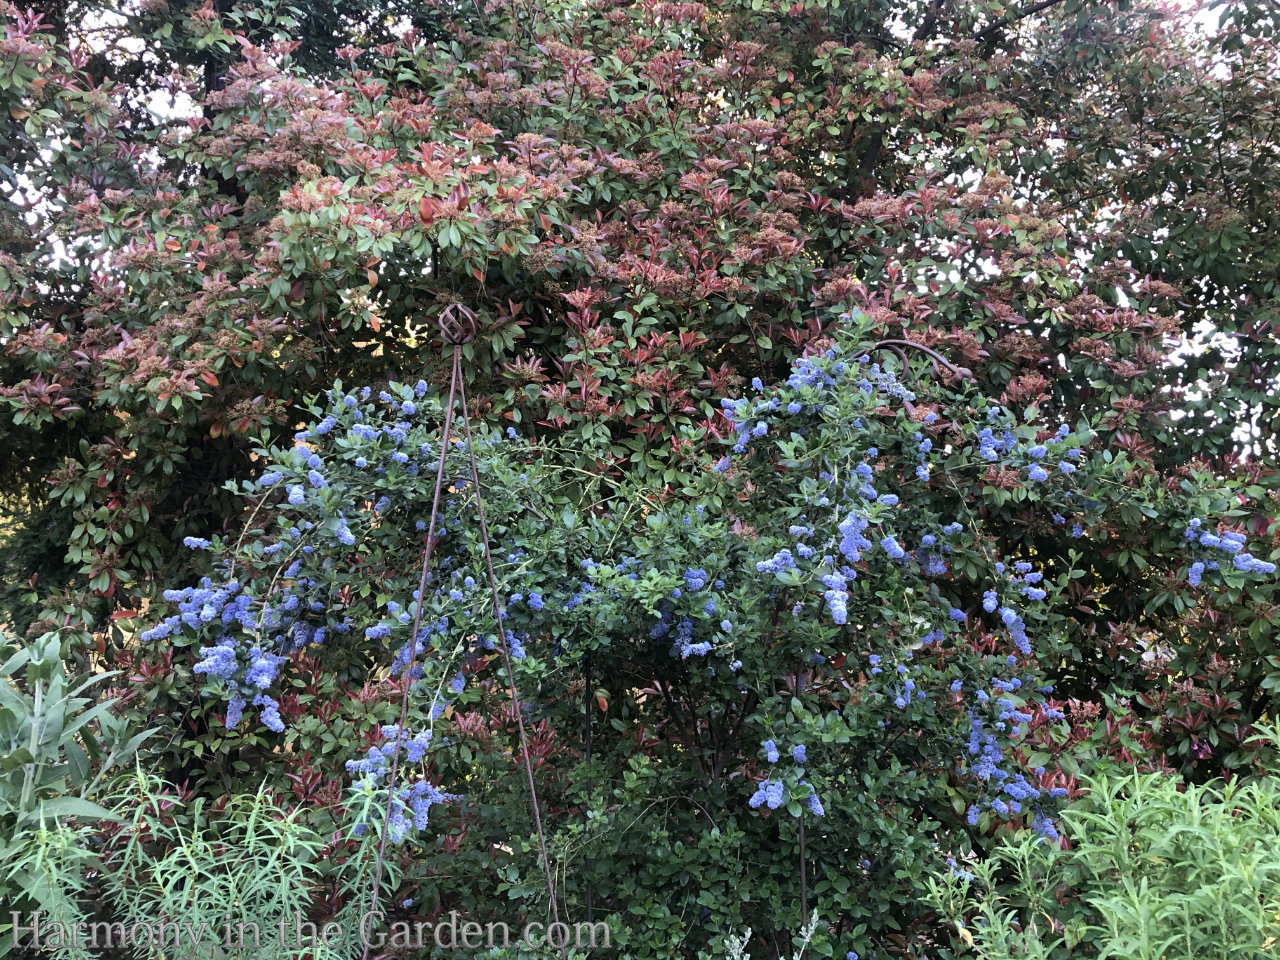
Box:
346;725;458;843
710;334;1101;837
1184;518;1277;583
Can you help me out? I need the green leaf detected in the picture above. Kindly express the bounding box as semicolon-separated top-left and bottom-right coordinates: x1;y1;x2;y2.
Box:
22;797;121;826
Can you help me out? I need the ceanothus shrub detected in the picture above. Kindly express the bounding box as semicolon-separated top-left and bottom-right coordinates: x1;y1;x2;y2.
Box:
140;314;1278;959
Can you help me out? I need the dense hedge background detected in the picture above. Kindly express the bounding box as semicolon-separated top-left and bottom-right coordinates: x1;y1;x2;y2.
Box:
1;0;1279;958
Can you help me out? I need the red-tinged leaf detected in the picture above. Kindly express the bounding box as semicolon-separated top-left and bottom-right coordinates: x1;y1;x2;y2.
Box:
472;266;485;282
419;197;436;225
539;212;552;232
97;474;110;488
596;694;609;712
200;370;218;387
367;269;378;287
289;280;305;302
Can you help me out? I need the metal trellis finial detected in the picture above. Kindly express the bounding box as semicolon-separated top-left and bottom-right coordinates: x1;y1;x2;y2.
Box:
437;302;479;345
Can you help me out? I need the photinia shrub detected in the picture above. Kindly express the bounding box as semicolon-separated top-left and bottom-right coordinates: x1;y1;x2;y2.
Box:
5;0;1279;717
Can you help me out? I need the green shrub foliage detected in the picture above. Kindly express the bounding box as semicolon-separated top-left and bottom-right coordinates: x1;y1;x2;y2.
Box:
927;723;1280;959
126;319;1277;957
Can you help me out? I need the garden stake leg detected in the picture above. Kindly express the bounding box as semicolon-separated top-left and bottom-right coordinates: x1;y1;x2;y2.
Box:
584;649;594;922
360;346;460;960
458;370;566;949
799;814;808;929
361;304;563;960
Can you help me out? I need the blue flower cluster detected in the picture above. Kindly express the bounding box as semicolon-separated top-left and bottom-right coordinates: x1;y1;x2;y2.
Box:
722;356;913;458
653;613;713;660
623;552;738;661
1184;518;1277;585
140;578;303;732
710;337;1090;837
751;467;970;631
976;422;1079;486
718;362;1085;647
976;561;1051;659
946;857;976;883
346;724;457;843
954;671;1065;836
748;738;823;817
748;779;786;810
